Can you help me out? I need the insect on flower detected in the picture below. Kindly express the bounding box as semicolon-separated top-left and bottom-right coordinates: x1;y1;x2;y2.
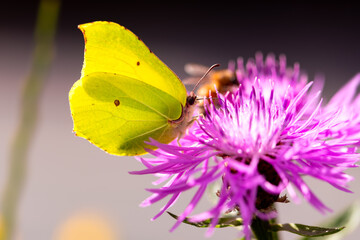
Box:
183;62;239;114
131;54;360;240
68;21;360;240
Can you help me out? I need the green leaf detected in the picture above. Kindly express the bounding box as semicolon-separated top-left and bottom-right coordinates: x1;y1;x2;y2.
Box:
270;223;344;237
299;200;360;240
167;201;360;239
167;211;243;228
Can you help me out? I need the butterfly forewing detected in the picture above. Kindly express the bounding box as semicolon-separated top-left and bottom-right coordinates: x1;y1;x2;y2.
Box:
79;21;187;106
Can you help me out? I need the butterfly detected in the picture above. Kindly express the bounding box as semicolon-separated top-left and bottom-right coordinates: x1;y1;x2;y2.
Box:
69;21;200;156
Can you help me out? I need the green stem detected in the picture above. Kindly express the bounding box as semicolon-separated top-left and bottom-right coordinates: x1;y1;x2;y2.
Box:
251;216;279;240
1;1;60;239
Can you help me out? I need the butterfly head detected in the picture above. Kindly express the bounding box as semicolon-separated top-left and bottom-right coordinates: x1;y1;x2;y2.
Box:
187;63;220;107
186;91;197;106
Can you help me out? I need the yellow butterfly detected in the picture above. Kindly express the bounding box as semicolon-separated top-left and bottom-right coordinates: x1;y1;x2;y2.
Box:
69;21;199;156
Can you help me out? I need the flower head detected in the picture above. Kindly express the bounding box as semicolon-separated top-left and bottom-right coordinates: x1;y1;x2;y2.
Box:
130;54;360;239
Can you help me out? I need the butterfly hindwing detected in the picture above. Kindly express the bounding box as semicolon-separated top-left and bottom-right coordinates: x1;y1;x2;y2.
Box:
69;72;183;155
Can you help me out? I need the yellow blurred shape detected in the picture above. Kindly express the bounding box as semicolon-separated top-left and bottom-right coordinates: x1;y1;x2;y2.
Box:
0;215;5;240
54;212;117;240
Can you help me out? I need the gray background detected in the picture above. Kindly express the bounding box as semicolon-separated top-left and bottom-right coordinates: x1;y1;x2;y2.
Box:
1;2;359;239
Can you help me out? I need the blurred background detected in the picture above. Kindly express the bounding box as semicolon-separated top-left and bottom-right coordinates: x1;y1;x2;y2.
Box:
1;1;359;240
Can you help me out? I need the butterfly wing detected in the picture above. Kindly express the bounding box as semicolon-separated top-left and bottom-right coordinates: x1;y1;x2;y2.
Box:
78;21;187;106
69;72;183;156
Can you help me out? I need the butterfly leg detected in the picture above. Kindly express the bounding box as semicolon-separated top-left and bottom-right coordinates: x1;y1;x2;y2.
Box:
177;137;182;147
176;116;199;147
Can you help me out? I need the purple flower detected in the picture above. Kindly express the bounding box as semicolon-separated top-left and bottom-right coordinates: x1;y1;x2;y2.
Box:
130;54;360;239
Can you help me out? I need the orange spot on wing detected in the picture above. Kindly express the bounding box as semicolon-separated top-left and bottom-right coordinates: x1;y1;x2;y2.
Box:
114;99;120;107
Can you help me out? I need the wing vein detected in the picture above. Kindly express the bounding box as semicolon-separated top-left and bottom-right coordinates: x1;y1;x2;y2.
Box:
125;122;169;142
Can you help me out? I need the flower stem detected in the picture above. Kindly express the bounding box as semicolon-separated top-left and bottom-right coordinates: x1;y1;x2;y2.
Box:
0;1;60;239
251;216;279;240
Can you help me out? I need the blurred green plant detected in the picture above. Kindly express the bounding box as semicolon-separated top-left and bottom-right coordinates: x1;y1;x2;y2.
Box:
0;0;60;239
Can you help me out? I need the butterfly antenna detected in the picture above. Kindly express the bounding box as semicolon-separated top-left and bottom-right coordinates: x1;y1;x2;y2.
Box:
191;63;220;92
196;96;218;101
